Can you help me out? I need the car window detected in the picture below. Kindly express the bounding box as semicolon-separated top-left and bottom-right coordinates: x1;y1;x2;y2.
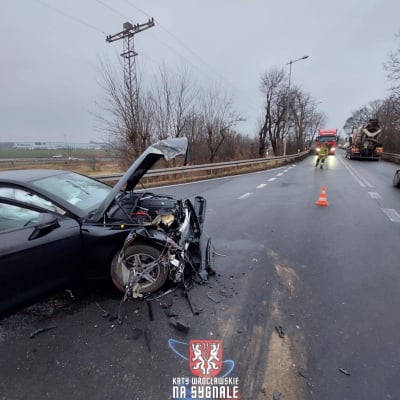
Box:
31;172;112;212
0;202;41;232
0;187;66;215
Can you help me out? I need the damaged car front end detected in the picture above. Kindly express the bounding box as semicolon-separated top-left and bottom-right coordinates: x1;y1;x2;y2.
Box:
91;137;214;299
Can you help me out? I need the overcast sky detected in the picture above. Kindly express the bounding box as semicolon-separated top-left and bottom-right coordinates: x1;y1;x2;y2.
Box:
1;0;399;143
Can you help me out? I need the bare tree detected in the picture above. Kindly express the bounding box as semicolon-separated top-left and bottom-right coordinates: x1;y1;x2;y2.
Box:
384;33;400;96
258;68;287;156
343;101;382;134
150;64;198;139
290;91;327;152
95;57;153;167
198;84;244;163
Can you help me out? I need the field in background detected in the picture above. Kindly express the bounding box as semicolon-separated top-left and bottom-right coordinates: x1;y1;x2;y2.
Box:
0;148;122;175
0;148;108;159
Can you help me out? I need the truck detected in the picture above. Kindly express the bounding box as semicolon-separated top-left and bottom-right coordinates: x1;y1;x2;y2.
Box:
315;129;338;155
346;118;383;160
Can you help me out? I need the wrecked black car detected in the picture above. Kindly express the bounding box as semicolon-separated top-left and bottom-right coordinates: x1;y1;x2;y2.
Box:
0;137;213;317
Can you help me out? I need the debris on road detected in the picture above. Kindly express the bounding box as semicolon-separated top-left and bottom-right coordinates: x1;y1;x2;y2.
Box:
65;289;75;300
164;308;179;317
30;326;57;339
159;299;173;309
275;325;285;338
185;290;201;315
338;368;351;376
169;317;190;333
95;302;110;318
207;294;221;303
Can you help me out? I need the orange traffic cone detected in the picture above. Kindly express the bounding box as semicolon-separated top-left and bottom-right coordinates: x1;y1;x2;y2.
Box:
316;186;329;206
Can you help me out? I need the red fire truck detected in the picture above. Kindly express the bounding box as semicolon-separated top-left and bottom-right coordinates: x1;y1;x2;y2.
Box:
315;129;338;155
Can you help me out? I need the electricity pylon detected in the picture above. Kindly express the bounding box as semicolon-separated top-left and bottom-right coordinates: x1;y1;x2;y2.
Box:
106;18;155;147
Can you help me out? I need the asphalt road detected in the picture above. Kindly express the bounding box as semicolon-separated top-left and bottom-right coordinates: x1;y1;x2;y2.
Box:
1;150;400;400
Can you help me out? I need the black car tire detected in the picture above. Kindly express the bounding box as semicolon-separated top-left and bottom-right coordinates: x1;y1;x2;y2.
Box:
111;243;168;294
393;170;400;188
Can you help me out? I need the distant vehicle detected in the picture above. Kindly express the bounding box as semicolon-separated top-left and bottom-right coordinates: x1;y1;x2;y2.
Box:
0;137;212;318
393;169;400;188
315;129;338;155
345;119;383;160
51;154;63;158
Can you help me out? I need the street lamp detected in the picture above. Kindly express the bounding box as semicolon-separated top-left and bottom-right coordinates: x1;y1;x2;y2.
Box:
283;55;309;156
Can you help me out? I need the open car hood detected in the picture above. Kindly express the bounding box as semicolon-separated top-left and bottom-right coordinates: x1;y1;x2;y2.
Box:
91;137;189;222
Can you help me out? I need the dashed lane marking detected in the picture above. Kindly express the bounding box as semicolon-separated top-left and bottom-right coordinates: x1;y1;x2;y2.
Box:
381;208;400;223
257;184;267;189
268;178;276;182
239;192;253;199
368;192;382;200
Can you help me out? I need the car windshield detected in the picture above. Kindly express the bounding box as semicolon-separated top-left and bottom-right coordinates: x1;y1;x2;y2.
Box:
32;172;112;212
317;136;337;142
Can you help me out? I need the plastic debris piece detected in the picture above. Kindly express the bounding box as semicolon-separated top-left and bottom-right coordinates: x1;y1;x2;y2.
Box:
275;325;285;338
185;291;200;315
95;302;110;318
338;368;351;376
207;294;221;304
65;289;75;300
159;299;172;309
169;317;190;333
30;326;57;339
164;308;179;317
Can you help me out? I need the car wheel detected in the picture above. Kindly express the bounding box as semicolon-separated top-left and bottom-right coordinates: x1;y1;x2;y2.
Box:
111;244;168;293
205;238;216;275
393;170;400;188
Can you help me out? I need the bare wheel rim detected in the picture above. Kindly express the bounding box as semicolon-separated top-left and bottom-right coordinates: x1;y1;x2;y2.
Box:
125;252;162;290
111;244;168;293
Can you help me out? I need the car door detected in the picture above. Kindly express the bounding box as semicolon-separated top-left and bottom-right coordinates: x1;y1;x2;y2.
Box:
0;198;82;317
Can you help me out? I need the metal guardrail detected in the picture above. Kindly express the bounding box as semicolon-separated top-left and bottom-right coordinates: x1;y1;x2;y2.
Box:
381;152;400;164
2;150;398;183
92;151;310;183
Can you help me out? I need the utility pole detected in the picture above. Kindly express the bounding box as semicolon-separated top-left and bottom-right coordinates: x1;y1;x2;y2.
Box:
106;18;155;152
283;55;309;156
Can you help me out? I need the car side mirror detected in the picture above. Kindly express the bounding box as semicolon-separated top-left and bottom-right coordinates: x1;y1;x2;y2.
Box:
29;213;60;240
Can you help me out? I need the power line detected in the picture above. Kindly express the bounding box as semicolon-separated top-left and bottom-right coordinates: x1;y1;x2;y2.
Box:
120;0;262;114
33;0;262;124
33;0;108;35
95;0;132;22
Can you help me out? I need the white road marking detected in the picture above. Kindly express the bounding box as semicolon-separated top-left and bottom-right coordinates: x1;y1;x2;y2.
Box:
257;184;267;189
368;192;382;200
381;208;400;223
276;173;284;176
283;169;289;172
339;157;373;187
239;192;252;199
268;177;276;182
